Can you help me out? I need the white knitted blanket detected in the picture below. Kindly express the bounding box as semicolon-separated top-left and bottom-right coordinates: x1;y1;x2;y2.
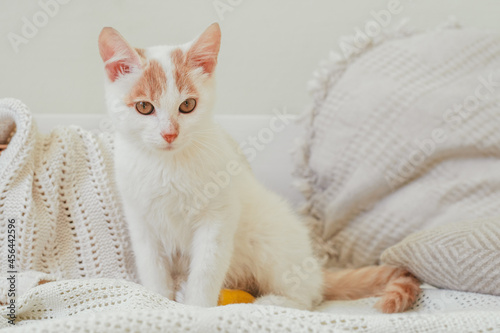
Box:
0;98;136;285
2;278;500;332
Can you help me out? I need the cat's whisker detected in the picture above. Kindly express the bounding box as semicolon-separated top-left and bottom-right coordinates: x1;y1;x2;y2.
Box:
191;140;226;159
190;136;226;152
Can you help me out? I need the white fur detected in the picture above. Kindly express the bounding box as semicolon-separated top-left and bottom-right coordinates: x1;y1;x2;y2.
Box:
105;35;323;310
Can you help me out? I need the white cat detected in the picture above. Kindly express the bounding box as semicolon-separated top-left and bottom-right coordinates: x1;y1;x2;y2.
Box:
98;23;420;312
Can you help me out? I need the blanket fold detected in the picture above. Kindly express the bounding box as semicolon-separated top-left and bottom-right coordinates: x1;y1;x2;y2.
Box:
0;99;137;292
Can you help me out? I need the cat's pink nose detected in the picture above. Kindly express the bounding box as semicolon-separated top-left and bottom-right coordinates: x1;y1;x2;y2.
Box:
161;132;178;143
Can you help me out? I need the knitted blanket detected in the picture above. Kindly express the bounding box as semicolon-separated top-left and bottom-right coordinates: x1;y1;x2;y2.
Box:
0;98;137;297
2;278;500;332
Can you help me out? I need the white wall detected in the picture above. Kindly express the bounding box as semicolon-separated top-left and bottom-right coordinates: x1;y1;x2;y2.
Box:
1;0;500;116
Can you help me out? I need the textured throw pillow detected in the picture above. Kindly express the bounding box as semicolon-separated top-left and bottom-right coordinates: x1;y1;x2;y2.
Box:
294;23;500;269
381;217;500;295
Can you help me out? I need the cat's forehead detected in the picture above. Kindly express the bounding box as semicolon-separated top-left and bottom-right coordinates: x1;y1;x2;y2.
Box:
125;44;198;107
144;44;188;63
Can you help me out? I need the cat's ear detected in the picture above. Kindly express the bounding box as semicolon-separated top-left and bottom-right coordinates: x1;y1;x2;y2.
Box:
187;23;221;75
98;27;142;82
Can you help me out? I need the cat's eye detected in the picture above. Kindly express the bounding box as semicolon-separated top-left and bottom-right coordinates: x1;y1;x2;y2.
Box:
179;98;196;113
135;101;155;115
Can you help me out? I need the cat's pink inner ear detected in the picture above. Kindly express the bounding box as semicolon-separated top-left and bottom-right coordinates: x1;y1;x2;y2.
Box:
187;23;221;75
98;27;142;82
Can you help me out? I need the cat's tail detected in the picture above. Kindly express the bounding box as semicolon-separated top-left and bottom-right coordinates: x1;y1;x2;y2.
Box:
322;265;420;313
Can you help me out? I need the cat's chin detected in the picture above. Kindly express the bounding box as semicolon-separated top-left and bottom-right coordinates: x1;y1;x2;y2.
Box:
155;143;184;153
161;146;176;152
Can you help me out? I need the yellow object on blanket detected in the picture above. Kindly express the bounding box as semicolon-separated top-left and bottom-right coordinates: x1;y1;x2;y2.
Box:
218;289;255;306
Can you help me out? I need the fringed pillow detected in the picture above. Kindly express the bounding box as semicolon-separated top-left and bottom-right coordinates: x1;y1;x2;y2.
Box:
294;24;500;271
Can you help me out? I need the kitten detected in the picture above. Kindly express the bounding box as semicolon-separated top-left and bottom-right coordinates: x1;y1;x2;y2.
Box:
98;23;420;312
